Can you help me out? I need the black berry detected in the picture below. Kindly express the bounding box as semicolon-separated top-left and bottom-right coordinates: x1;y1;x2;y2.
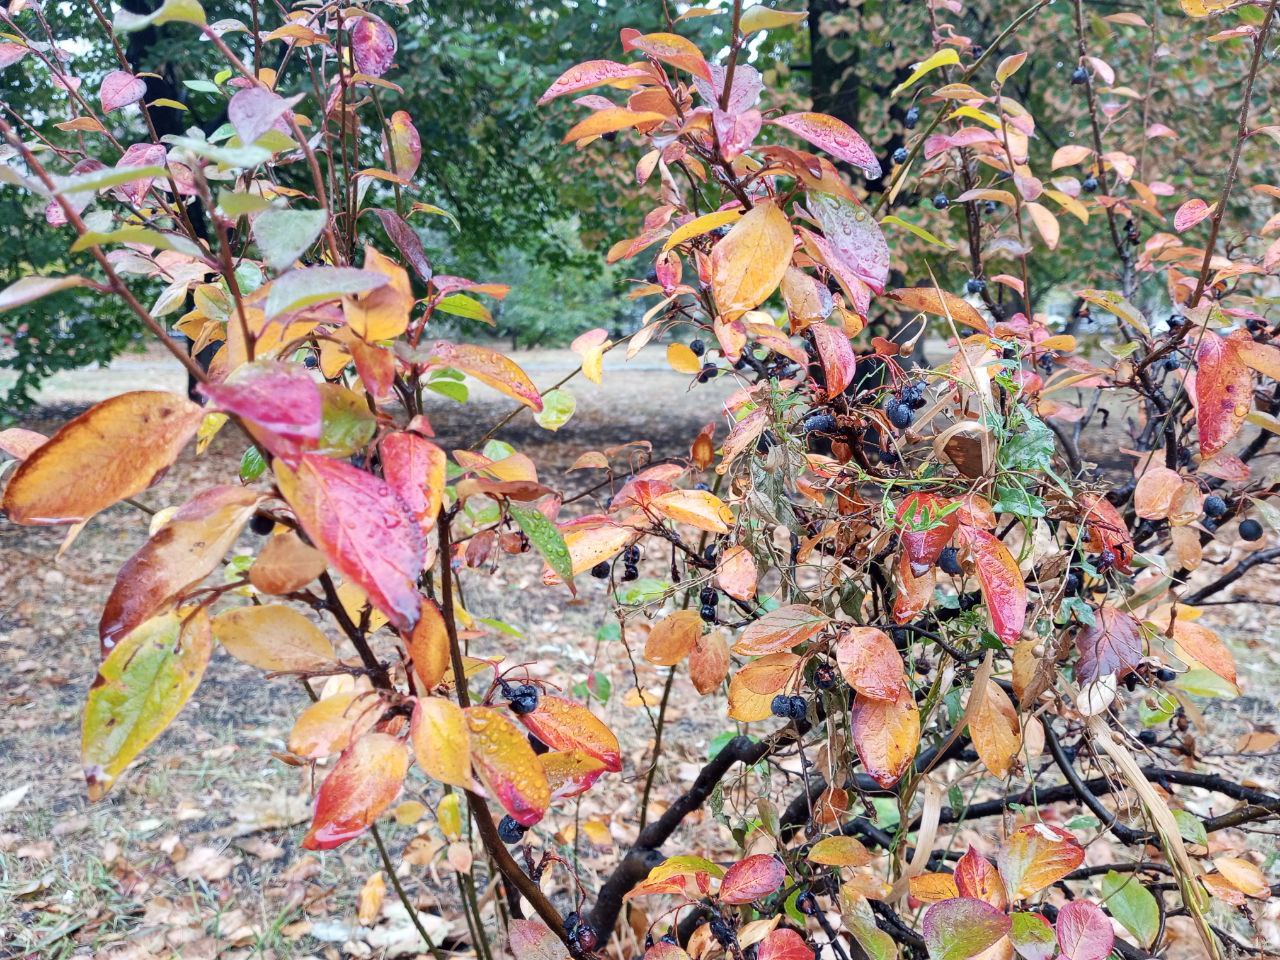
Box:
939;546;963;576
591;561;611;579
249;513;274;536
700;586;718;605
771;694;792;718
1138;729;1157;745
689;338;706;356
621;563;639;582
1239;518;1264;541
506;683;539;715
1203;495;1228;519
602;131;618;142
303;354;318;369
892;146;908;164
700;604;717;623
886;398;914;429
796;891;819;915
697;362;717;383
788;695;808;719
1096;549;1116;571
904;106;920;129
803;412;837;433
1156;667;1176;683
814;663;837;689
624;545;641;563
932;193;950;210
1065;569;1082;595
1070;65;1088;85
983;200;998;214
497;815;526;844
1162;356;1181;372
1082;176;1099;193
966;277;986;295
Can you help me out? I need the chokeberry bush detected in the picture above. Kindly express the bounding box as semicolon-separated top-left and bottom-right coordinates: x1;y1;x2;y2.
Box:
1;1;1279;960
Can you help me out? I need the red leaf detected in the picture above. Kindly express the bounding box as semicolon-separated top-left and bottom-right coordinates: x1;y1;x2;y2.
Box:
758;928;813;960
719;854;785;904
277;454;425;632
809;322;857;397
954;846;1009;910
100;69;146;113
1075;605;1142;682
373;209;432;282
1078;493;1135;573
200;360;321;464
381;431;447;538
898;492;959;576
350;15;397;77
769;112;882;178
303;732;408;850
956;526;1026;644
517;695;622;773
1055;901;1114;960
1195;329;1254;458
1173;198;1212;233
538;60;650;105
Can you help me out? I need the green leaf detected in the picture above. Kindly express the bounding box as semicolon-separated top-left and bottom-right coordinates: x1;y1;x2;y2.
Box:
183;79;222;94
1172;809;1208;847
992;481;1046;518
1102;870;1160;948
1175;668;1237;699
509;504;574;590
114;0;206;33
239;446;266;482
81;611;212;800
251;208;328;271
71;228;204;259
533;388;576;431
165;134;271;169
999;406;1056;473
55;165;168;197
435;293;493;324
881;214;950;248
315;384;377;457
218;191;273;218
427;379;469;403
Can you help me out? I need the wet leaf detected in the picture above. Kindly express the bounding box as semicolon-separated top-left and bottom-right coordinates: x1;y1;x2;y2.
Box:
1195;329;1253;458
212;604;336;672
850;686;919;787
720;854;785;904
2;391;203;525
810;322;858;397
99;486;260;652
199;360;322;463
538;59;650;105
956;526;1026;644
517;695;621;772
716;545;758;601
898;492;959;576
82;610;212;801
350;15;397;77
466;706;551;825
562;107;667;142
1075;605;1142;683
380;432;446;538
808;191;889;293
276;454;424;632
770;112;881;178
402;598;450;690
411;696;472;788
510;504;574;591
302;732;408;850
621;31;711;80
289;689;380;759
709;202;794;321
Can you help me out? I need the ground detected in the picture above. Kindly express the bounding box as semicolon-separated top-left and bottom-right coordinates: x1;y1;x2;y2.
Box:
1;345;1277;959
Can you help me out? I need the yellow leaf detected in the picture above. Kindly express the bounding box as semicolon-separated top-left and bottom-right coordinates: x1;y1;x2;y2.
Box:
966;679;1021;777
358;871;386;925
651;489;734;533
996;52;1027;84
709;202;794;321
562;108;666;144
667;342;702;374
740;5;807;34
893;49;960;96
343;245;413;341
212;604;336;672
663;209;742;251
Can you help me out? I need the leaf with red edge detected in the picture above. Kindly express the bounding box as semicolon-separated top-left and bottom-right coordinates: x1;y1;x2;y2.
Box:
1078;493;1134;572
835;627;905;701
733;604;828;656
716;545;758;601
384;111;422;182
466;706;551;826
898;492;959;576
99;486;261;652
411;696;472;789
758;928;813;960
997;823;1085;898
966;679;1022;779
0;427;46;460
425;341;542;411
1173;199;1212;233
1172;617;1237;687
538;60;650;105
200;360;321;465
621;30;712;80
1010;912;1057;960
516;694;621;773
922;898;1011;960
808;190;890;294
886;288;990;334
1195;329;1254;458
276;454;424;632
373;209;432;282
850;686;919;787
954;846;1009;910
100;69;146;113
956;526;1026;644
1076;605;1142;682
769;113;881;178
302;732;408;850
350;15;396;77
1055;901;1114;960
719;854;785;904
1;391;203;525
402;597;449;690
381;431;447;537
894;550;936;624
541;750;609;801
809;322;857;397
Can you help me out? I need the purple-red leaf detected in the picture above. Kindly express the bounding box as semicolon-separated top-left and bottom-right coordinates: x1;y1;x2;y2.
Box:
719;854;785;904
1055;901;1114;960
351;15;397;77
1075;605;1142;682
199;360;322;465
100;70;146;113
769;112;882;178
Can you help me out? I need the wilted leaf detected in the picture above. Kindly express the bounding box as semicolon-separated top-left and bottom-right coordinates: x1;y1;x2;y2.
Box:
887;288;989;333
303;732;408;850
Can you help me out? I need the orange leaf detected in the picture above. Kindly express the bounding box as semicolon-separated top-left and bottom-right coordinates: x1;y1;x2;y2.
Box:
1133;466;1185;520
411;696;472;788
381;432;447;538
709;202;794;321
716;545;758;601
303;732;409;850
1172;617;1237;688
850;686;920;787
953;847;1009;909
1195;329;1253;458
645;609;703;666
249;531;327;594
402;598;450;690
212;603;336;672
835;627;905;701
733;604;829;656
621;31;712;80
541;750;610;800
517;694;621;773
289;688;380;759
425;340;542;411
538;60;650;105
886;287;989;334
562;107;667;143
809;322;857;397
769;112;881;178
466;706;551;825
956;526;1026;644
651;488;733;533
688;629;731;695
966;680;1021;778
343;245;413;341
1078;493;1134;573
99;486;261;652
996;823;1084;898
2;391;203;525
728;652;800;721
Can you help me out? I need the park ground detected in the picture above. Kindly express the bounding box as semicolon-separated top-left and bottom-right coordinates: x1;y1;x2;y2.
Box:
1;344;1278;959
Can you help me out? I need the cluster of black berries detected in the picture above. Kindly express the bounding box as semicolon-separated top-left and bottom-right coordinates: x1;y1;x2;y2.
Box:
700;585;718;623
770;693;808;720
885;384;925;430
502;680;540;715
622;544;640;579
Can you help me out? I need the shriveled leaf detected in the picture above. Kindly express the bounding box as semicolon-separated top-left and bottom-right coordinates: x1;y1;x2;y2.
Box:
82;610;212;801
2;392;203;525
213;604;336;672
302;732;408;850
